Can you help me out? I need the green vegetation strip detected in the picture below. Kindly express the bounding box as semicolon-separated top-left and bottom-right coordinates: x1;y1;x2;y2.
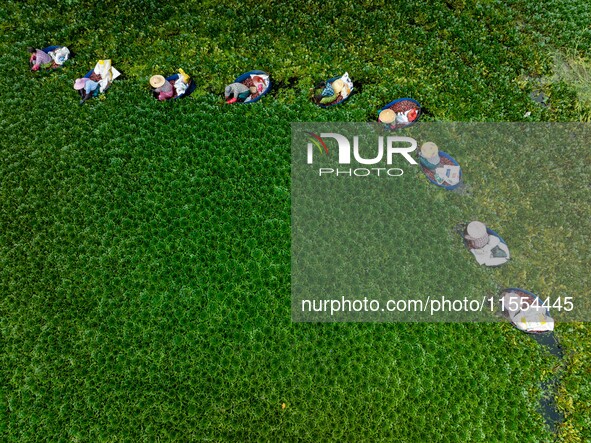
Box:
1;0;590;441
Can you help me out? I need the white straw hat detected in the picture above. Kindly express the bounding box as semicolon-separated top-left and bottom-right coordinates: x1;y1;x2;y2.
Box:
466;221;487;239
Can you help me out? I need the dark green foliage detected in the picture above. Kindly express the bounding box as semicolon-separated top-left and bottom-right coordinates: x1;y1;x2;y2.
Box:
1;0;590;442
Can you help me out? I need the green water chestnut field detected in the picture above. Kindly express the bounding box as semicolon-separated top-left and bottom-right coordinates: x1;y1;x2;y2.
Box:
1;0;591;441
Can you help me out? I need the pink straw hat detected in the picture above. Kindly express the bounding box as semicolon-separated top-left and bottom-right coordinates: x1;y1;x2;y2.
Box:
74;78;88;90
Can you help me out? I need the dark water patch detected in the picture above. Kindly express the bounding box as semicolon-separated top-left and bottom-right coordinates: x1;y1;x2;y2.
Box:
270;77;299;97
530;90;549;107
419;105;434;118
351;77;378;96
352;80;365;95
452;222;467;238
539;377;564;434
113;71;127;81
531;332;564;434
532;331;563;359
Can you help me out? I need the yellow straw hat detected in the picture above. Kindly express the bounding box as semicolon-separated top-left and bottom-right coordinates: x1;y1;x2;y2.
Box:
150;75;166;88
420;142;439;158
379;109;396;124
331;79;345;94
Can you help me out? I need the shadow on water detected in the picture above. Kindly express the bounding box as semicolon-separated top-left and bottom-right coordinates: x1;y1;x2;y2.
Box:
270;77;299;97
530;332;564;434
532;331;563;359
450;181;472;197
